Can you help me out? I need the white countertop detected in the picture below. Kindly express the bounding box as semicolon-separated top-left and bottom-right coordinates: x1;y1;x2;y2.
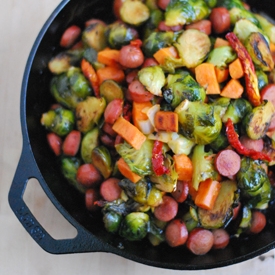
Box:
1;0;274;274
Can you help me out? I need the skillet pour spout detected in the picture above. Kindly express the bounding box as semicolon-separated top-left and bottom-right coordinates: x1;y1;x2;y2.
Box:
8;0;275;270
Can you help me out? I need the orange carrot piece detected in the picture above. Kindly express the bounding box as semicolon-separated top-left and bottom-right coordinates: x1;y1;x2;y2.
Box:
188;181;198;201
153;46;179;65
173;154;193;181
270;42;275;53
81;58;100;97
229;58;244;79
195;63;221;95
117;157;141;183
220;79;244;98
112;116;146;150
97;66;125;85
195;179;221;210
132;101;152;129
214;37;230;48
97;48;122;68
215;67;229;83
154;111;179;132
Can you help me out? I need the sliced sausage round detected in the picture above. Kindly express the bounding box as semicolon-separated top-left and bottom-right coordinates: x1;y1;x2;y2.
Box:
165;219;188;247
249;211;267;234
209;7;231;34
104;99;123;125
76;164;102;188
85;188;100;212
100;178;122;202
239;135;264;152
171;181;189;203
212;229;230;249
154;195;178;222
128;79;154;102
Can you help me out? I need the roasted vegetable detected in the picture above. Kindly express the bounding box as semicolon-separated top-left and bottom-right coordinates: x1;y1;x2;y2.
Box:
165;0;210;27
115;139;154;176
138;65;166;96
242;100;275;140
103;211;123;233
244;32;274;72
216;0;245;10
163;74;206;108
229;7;260;27
41;107;75;136
237;157;272;209
99;79;124;103
119;212;149;241
167;133;195;155
255;13;275;44
119;178;163;207
105;21;139;49
50;67;91;109
207;46;237;68
175;100;222;145
175;29;211;68
256;70;268;90
143;9;164;39
75;96;106;133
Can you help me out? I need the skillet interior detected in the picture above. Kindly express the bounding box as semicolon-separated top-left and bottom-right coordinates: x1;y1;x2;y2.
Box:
23;0;275;270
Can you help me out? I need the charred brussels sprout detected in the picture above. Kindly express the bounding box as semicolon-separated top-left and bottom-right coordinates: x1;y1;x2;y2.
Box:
256;70;268;90
207;46;237;69
245;32;274;72
175;29;211;68
50;67;91;109
242;100;275;140
222;98;252;124
115;139;154;176
41;107;75;136
106;22;139;49
61;157;85;192
163;74;206;108
237;157;271;209
120;0;150;26
82;21;107;51
142;31;176;57
229;7;260;27
119;212;149;241
165;0;210;27
175;100;222;145
99;80;124;103
48;49;84;75
119;178;163;207
75;96;106;133
255;13;275;44
138;66;165;96
143;9;164;39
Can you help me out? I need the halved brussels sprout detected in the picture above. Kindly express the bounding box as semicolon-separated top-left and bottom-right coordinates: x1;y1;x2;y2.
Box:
81;127;100;163
99;80;124;103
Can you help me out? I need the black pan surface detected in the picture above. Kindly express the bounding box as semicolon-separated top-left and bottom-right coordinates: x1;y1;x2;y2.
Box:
9;0;275;270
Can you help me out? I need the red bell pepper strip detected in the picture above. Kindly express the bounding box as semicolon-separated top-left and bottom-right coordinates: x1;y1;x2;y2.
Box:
225;32;261;107
81;58;100;97
225;118;271;162
152;140;170;176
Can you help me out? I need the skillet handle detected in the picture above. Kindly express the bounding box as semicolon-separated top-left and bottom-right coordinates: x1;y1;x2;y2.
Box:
8;148;108;254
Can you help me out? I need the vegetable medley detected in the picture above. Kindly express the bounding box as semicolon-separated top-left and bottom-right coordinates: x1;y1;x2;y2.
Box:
41;0;275;255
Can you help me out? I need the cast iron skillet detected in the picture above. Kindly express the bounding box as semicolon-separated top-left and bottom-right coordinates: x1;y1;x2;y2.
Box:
8;0;275;270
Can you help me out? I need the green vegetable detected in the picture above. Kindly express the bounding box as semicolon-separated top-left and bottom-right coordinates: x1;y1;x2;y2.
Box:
245;32;274;72
207;46;237;69
105;21;139;49
163;74;206;108
50;67;91;109
142;31;176;57
175;29;211;68
198;180;238;229
175;100;222;145
119;212;149;241
229;7;260;27
103;211;123;233
165;0;210;27
255;13;275;44
119;178;163;207
138;66;166;96
99;79;124;103
115;139;154;176
81;127;100;163
205;0;217;8
216;0;244;10
222;98;252;124
256;70;268;90
167;133;195;155
191;145;219;190
41;107;75;136
237;157;272;209
182;211;198;232
143;9;164;39
147;217;166;246
242;100;275;140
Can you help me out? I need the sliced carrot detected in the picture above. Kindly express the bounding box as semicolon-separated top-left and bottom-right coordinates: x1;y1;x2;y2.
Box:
97;48;122;68
173;154;193;182
214;67;229;83
132;101;153;129
195;179;221;210
195;63;221;95
153;46;179;65
62;130;81;156
97;66;125;85
81;58;100;97
229;58;244;79
117;157;142;183
47;132;62;156
220;79;244;98
154;111;179;132
214;37;230;48
112;116;146;150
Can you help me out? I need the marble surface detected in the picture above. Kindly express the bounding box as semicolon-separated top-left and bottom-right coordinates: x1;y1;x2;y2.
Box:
1;0;274;274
